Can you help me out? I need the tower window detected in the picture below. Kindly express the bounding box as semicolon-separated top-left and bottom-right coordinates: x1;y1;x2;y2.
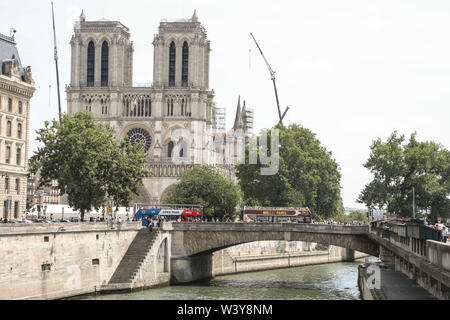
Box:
87;41;95;86
8;98;12;112
182;41;189;86
169;42;176;86
17;123;22;139
18;101;22;114
101;41;109;86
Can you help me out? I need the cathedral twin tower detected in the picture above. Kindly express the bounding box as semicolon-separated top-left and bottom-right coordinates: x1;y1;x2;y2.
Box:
66;10;250;204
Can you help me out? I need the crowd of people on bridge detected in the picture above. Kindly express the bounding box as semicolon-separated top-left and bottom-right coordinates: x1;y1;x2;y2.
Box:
313;220;368;226
432;223;448;243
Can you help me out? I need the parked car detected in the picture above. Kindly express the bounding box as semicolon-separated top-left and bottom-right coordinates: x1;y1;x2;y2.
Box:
69;217;80;222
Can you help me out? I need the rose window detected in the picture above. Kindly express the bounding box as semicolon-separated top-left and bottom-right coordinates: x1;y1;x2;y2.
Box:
126;128;152;152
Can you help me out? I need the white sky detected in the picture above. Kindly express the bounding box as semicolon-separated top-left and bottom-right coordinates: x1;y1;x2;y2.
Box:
1;0;449;209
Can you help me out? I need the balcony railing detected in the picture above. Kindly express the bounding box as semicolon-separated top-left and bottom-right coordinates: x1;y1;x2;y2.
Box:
73;81;196;89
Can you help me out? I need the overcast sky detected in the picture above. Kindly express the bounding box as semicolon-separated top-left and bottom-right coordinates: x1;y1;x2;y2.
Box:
1;0;449;209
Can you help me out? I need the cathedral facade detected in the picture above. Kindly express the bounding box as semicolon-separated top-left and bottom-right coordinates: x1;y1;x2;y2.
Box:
66;11;252;205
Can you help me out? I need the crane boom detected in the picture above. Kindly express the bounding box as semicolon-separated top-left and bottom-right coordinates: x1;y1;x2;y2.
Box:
51;1;62;123
250;33;287;125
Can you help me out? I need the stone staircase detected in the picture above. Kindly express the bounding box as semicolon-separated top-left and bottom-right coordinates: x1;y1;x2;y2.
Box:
108;228;160;284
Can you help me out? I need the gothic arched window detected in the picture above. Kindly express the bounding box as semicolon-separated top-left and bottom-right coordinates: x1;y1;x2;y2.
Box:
168;141;174;158
87;41;95;86
179;141;187;158
182;41;189;86
167;98;174;116
101;41;109;86
169;42;176;86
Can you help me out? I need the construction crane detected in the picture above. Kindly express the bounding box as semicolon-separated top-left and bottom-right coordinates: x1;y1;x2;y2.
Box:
250;33;289;126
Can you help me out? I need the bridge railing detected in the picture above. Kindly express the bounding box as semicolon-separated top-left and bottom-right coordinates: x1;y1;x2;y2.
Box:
161;222;369;234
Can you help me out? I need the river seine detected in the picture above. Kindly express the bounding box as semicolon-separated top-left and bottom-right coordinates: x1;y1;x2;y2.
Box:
78;258;373;300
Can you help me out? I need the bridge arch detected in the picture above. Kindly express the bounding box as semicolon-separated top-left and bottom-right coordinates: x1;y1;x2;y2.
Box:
166;223;379;283
168;223;379;258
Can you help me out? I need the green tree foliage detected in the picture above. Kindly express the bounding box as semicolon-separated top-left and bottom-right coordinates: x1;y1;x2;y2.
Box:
29;112;150;220
236;124;343;219
334;211;368;223
164;165;241;220
358;131;450;222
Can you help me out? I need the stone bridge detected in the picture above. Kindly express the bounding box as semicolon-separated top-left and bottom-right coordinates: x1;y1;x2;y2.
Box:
161;222;379;283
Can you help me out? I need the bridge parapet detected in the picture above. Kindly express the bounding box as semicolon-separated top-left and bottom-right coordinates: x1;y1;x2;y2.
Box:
162;222;369;235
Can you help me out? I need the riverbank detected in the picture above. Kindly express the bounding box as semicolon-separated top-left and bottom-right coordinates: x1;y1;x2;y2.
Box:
213;243;368;276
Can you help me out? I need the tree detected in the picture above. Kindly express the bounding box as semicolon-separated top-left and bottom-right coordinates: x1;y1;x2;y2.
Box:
29;112;150;220
334;211;368;223
164;165;241;220
358;131;450;222
236;124;343;219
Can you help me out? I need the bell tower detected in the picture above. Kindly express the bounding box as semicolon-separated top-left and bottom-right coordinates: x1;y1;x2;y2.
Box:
69;10;134;88
152;10;211;89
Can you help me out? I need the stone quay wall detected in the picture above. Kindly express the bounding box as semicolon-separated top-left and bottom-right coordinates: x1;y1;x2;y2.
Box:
213;241;369;276
0;222;140;299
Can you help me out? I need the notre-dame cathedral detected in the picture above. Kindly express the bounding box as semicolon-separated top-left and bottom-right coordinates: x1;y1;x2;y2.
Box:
66;10;254;204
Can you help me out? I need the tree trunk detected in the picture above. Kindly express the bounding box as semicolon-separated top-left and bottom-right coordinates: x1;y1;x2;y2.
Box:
80;209;85;222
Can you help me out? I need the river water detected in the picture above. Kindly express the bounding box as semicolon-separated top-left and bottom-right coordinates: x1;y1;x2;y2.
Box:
79;258;374;300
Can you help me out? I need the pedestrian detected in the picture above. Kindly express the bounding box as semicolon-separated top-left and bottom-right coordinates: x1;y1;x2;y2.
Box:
147;217;153;232
442;227;448;243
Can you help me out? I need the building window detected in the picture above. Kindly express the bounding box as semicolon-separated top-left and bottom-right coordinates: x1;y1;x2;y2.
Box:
169;41;176;86
8;98;12;112
15;178;19;192
182;41;189;86
17;123;22;138
18;101;22;114
101;41;109;86
6;120;11;136
5;176;9;191
87;41;95;86
5;146;10;164
16;148;21;165
14;201;18;218
168;141;174;158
